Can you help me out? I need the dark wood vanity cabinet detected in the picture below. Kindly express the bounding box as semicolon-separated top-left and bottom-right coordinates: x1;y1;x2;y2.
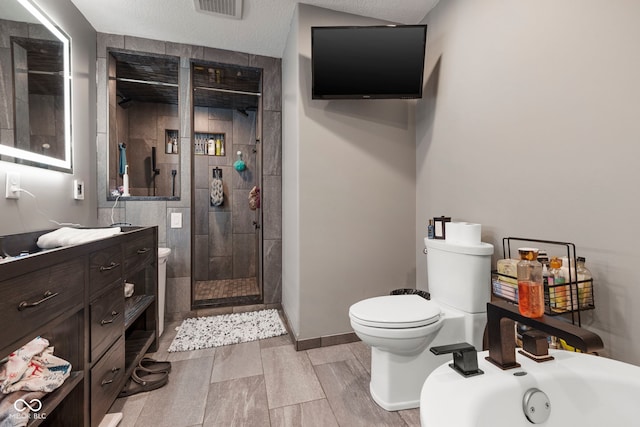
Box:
0;226;159;427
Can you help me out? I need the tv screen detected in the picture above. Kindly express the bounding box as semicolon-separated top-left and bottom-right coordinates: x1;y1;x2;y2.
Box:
311;25;427;100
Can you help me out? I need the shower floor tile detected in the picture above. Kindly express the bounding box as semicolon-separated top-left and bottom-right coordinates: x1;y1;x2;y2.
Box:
195;277;260;300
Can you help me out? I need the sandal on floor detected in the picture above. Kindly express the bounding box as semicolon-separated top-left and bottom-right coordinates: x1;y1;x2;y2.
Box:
119;367;169;398
138;357;172;374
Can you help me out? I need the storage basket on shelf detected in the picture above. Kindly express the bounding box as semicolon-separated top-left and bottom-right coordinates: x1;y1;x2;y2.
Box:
491;237;594;326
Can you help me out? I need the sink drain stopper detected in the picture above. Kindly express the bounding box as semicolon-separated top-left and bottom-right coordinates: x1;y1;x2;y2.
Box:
522;388;551;424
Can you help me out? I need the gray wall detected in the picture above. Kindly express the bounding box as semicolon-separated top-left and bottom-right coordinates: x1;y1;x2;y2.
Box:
96;34;282;320
417;0;640;365
282;4;417;341
0;0;97;235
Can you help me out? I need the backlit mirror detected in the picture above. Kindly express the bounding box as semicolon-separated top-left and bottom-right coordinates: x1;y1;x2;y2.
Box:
0;0;72;172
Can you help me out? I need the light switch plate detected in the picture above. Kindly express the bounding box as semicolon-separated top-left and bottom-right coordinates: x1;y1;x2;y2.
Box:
170;212;182;228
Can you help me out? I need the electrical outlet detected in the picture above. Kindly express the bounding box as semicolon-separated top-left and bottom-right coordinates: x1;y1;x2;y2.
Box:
73;179;85;200
5;172;20;199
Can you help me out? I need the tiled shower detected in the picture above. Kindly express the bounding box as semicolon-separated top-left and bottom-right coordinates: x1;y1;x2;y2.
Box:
192;104;262;307
96;32;283;321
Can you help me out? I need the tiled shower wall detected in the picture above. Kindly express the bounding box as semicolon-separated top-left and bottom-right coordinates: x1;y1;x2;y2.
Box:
109;101;181;197
193;108;258;283
96;33;282;321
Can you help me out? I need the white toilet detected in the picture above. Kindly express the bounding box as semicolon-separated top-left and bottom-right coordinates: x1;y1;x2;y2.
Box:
349;235;493;411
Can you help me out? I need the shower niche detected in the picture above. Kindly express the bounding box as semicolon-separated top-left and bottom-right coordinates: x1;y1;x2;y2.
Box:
191;60;263;308
107;50;180;199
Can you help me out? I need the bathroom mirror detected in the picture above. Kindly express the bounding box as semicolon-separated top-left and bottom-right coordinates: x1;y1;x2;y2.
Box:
0;0;72;172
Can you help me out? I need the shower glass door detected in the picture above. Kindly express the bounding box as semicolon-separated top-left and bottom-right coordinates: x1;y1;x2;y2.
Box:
191;60;262;308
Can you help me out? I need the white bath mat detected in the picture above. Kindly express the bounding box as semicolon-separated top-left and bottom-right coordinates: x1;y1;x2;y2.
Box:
167;309;287;352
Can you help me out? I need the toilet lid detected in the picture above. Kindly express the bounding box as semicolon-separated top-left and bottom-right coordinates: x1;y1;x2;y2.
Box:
349;295;441;328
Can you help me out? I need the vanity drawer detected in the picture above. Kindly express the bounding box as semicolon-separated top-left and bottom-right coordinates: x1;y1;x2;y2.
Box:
89;243;123;296
123;234;155;274
91;336;125;425
90;283;124;363
0;258;84;351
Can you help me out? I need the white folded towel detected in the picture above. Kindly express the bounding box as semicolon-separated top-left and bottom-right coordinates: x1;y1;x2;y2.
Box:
37;227;122;249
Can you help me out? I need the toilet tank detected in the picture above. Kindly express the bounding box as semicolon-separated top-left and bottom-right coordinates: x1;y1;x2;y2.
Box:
424;238;493;313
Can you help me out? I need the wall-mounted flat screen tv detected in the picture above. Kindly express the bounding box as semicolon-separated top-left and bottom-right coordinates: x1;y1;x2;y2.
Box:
311;25;427;100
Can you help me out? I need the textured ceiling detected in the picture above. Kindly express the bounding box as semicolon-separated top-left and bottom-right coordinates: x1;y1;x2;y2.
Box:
69;0;439;58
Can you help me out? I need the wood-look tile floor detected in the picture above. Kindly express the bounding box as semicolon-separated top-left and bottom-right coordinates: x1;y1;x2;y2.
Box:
194;277;260;300
108;317;421;427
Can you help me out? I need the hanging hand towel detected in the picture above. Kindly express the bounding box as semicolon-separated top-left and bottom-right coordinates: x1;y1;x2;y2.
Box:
118;143;127;176
210;177;224;207
248;186;260;210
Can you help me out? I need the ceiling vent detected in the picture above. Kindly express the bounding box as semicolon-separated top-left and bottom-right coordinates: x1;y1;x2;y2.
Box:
194;0;243;19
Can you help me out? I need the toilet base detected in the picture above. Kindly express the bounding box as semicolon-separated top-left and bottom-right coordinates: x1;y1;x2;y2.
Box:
368;310;467;411
370;382;419;411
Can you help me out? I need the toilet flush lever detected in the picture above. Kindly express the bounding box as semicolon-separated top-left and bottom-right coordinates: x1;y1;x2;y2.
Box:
430;342;484;378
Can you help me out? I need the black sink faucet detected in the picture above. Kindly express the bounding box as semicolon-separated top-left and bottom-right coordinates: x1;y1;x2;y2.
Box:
431;342;484;378
485;300;604;370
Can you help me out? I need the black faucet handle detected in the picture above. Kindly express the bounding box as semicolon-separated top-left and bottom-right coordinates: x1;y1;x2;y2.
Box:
430;342;475;355
520;331;554;362
430;342;484;378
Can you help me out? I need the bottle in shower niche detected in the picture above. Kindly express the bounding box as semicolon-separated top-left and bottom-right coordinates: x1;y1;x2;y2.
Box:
517;248;544;318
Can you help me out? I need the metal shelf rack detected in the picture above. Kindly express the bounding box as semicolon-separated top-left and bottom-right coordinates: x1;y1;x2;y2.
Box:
491;237;594;326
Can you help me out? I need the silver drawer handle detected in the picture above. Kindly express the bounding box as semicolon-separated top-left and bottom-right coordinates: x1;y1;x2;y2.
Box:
101;367;121;386
100;311;120;325
99;261;120;272
18;291;59;311
137;247;151;255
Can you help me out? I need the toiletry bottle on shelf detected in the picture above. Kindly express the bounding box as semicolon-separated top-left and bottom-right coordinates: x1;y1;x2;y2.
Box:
172;138;178;154
548;257;565;311
427;220;435;239
560;256;577;309
542;263;550;308
207;138;215;155
576;257;592;308
538;250;549;270
166;138;173;154
538;250;550;307
220;138;225;156
215;137;222;156
122;165;131;197
517;248;544;318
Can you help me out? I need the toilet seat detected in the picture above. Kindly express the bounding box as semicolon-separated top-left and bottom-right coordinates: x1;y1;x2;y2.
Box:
349;295;441;329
